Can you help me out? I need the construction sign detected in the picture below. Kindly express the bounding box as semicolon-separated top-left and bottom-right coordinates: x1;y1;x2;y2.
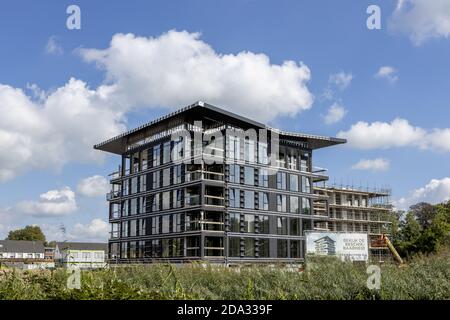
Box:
306;231;369;262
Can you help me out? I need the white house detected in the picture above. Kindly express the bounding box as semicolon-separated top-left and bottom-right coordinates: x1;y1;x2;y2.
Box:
0;240;54;269
55;242;108;269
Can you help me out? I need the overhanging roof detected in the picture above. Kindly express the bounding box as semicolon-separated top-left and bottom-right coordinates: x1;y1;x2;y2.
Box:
94;101;346;154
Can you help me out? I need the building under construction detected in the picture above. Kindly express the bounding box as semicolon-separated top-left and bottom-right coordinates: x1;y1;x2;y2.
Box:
313;185;394;262
95;101;397;265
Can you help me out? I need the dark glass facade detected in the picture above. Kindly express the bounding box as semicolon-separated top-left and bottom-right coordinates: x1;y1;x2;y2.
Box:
96;102;345;264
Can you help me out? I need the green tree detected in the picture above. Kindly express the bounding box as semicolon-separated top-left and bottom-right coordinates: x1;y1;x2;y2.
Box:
6;225;46;242
396;211;422;256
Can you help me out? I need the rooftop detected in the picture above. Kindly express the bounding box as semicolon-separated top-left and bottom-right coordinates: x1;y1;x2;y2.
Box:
56;242;108;252
0;240;45;253
94;101;346;155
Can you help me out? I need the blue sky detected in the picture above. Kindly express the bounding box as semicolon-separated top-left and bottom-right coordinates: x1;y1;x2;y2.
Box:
0;0;449;241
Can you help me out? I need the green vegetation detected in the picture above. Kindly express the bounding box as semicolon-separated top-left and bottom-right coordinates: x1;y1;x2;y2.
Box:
391;201;450;257
6;225;46;242
0;249;449;300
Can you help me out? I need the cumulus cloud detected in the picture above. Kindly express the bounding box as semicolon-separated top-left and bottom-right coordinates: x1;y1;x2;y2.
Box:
329;72;353;91
77;175;109;197
336;118;450;152
46;36;63;55
389;0;450;46
351;158;390;171
16;187;77;217
375;66;398;83
0;30;314;182
395;177;450;210
323;103;347;124
72;219;109;242
80;30;314;122
0;79;126;182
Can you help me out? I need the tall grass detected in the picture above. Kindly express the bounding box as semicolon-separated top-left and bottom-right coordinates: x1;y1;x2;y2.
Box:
0;251;448;300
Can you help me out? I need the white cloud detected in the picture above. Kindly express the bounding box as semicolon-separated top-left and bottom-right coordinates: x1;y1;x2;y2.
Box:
80;30;313;122
0;30;314;182
16;187;77;217
337;118;444;150
46;36;63;55
395;177;450;210
351;158;390;171
0;79;126;182
329;72;353;91
375;66;398;83
389;0;450;46
72;219;109;242
323;103;347;124
77;175;109;197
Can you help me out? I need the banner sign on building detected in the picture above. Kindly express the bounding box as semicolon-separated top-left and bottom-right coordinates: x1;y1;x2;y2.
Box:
306;232;369;261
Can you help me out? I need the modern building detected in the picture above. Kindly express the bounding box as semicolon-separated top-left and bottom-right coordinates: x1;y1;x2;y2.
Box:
313;186;393;262
55;242;108;269
95;101;355;265
314;236;336;255
0;240;55;269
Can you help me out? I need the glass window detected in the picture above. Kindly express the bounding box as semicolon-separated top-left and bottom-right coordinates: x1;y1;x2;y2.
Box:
300;153;309;172
163;142;171;164
173;165;182;184
152;171;160;189
141;150;149;170
288;155;297;170
173;136;184;161
301;176;311;193
153;145;161;167
229;212;241;232
277;172;287;190
131;177;138;194
244;190;254;209
122;200;129;217
174;189;182;208
130;219;137;237
152;216;160;235
228;164;240;183
290;174;299;192
229;189;239;208
258;141;268;164
229;237;240;257
139;175;147;192
259;168;268;187
162;191;170;210
162;215;170;234
290;196;299;214
244;214;255;233
302;198;311;215
244;167;254;185
121;221;128;237
290;218;300;236
244;238;255;257
122;179;129;196
152;193;160;212
258;238;269;257
244;138;255;163
131;153;140;174
227;136;240;160
130;198;137;215
277;217;288;235
162;168;171;187
290;240;301;258
258;192;268;210
258;215;269;234
277;240;288;258
277;194;287;212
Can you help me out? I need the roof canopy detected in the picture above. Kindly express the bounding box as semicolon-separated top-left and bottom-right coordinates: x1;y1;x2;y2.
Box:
94;101;346;155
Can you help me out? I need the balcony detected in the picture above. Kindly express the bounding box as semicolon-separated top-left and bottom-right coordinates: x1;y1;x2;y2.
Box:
106;190;121;201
